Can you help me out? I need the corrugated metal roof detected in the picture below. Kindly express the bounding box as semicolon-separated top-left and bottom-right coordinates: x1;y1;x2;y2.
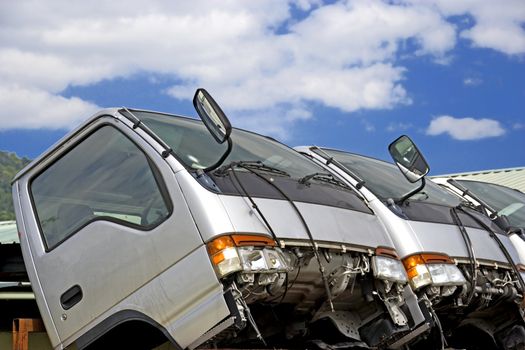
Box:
433;166;525;193
0;220;19;244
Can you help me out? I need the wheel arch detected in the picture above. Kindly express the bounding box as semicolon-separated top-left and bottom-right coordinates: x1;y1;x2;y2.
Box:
76;309;181;350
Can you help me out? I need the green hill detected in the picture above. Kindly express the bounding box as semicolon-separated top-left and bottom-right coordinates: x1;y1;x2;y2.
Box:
0;151;31;221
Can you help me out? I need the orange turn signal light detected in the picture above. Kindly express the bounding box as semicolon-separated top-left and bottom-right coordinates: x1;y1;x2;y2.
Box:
403;253;452;269
206;234;276;264
402;253;452;280
403;255;425;279
375;247;399;259
420;253;453;264
231;234;276;247
206;234;277;277
211;251;227;265
207;236;236;256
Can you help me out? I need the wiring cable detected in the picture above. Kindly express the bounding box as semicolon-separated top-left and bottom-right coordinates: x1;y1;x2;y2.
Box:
450;207;478;307
430;308;447;350
456;205;525;294
237;164;335;312
213;161;335;311
215;161;280;245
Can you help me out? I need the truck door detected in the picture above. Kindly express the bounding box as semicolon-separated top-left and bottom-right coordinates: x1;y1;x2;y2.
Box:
24;120;204;343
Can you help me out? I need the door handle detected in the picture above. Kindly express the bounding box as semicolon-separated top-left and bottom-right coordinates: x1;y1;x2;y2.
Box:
61;285;83;310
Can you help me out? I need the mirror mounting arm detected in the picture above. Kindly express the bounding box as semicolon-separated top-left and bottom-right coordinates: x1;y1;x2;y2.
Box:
202;137;233;173
192;88;234;173
396;177;426;205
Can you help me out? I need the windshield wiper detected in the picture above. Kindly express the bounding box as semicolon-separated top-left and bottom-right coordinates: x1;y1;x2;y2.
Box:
214;160;290;177
396;191;429;203
308;146;366;189
120;108;176;159
299;172;350;190
447;179;496;216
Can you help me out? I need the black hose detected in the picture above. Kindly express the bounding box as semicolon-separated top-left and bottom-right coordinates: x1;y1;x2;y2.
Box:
238;165;335;312
456;205;525;294
221;162;333;309
450;207;478;307
220;162;280;245
430;308;447;350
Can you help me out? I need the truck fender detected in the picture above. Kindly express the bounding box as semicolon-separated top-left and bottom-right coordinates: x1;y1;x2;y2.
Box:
75;309;182;350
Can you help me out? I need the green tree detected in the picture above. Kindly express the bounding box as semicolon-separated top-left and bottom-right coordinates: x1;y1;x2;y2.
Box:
0;151;31;221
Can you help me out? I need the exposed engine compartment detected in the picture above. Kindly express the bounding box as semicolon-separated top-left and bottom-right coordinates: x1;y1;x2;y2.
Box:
418;262;525;349
200;244;429;349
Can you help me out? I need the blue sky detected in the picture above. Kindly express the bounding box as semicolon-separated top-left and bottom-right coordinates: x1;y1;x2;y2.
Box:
0;0;524;175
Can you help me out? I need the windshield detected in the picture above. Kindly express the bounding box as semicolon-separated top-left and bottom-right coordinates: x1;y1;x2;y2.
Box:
319;148;461;206
132;111;325;179
456;180;525;228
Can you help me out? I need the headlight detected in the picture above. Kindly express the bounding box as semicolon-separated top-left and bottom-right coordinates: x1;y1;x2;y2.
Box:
238;247;290;272
428;263;466;286
207;236;243;277
403;253;466;290
372;256;408;283
409;264;433;289
264;249;289;270
207;234;290;278
238;249;268;271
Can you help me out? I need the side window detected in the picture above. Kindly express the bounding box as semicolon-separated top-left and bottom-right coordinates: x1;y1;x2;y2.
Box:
31;126;171;250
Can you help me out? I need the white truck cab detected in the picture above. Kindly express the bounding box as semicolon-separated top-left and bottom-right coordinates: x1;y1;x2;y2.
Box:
432;177;525;286
12;91;431;349
296;137;525;349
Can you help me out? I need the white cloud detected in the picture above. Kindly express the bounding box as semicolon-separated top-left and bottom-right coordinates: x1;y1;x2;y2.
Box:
387;122;413;132
231;105;313;140
426;115;506;140
0;0;522;137
0;49;113;93
166;63;411;112
0;85;99;130
362;120;376;132
293;0;323;11
287;1;456;65
463;77;482;86
410;0;525;55
463;23;525;55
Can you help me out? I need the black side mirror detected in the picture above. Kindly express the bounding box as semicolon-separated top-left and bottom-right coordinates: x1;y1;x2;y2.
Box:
507;226;525;238
193;88;232;144
388;135;429;183
494;214;512;233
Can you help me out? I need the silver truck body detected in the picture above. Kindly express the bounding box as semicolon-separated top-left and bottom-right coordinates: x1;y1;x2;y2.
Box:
432;177;525;278
12;106;429;349
12;113;227;349
296;146;525;348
